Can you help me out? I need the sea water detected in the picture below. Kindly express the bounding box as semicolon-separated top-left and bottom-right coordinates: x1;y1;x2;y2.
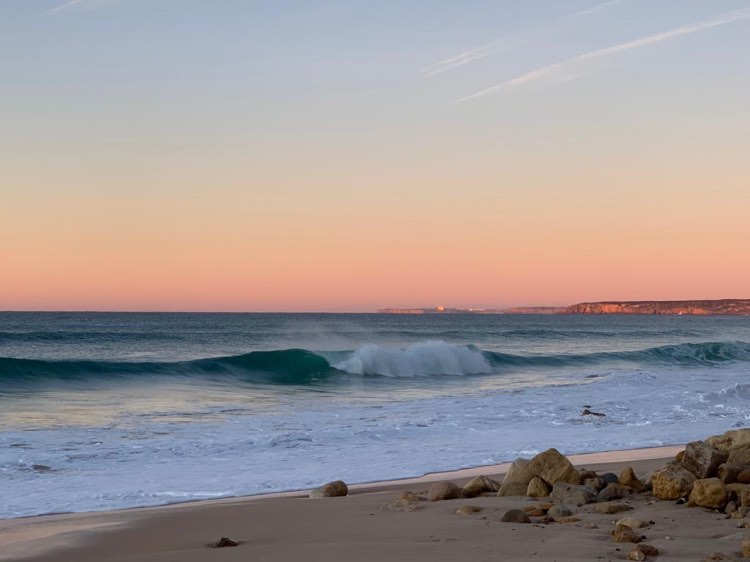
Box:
2;312;750;518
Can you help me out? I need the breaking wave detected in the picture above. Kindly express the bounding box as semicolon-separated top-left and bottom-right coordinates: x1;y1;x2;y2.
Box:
1;341;749;389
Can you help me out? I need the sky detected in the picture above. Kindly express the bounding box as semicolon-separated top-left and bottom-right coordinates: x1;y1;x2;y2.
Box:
1;0;749;312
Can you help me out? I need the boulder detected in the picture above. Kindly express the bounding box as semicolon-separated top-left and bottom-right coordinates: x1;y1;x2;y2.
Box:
742;538;750;558
718;463;743;484
611;524;641;543
682;441;727;479
550;482;597;506
596;502;633;514
502;458;534;485
309;480;348;498
728;446;750;466
598;483;636;503
584;476;604;491
726;483;750;507
689;478;728;509
526;477;551;498
600;473;619;487
616;517;651;529
738;468;750;484
211;537;240;548
500;509;530;523
428;481;462;502
619;467;647;492
707;429;750;452
497;481;530;497
382;491;424;512
528;448;580;485
548;504;573;518
462;475;500;498
652;461;697;500
627;544;659;561
455;505;482;516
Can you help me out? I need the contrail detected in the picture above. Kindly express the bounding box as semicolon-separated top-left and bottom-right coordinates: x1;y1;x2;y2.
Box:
43;0;87;15
458;7;750;102
423;0;627;77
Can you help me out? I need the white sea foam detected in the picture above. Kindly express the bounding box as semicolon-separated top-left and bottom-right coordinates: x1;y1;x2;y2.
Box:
333;341;492;377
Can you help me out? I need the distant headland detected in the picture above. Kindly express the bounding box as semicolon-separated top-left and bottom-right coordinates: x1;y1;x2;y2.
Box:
378;299;750;315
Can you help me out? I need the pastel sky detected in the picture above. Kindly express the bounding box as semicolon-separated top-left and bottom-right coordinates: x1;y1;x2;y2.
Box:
2;0;749;312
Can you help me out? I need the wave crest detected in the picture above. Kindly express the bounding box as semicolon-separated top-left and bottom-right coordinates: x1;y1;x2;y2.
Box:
333;341;492;377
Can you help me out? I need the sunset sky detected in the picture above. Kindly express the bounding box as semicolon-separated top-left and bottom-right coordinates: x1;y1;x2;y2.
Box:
2;0;749;311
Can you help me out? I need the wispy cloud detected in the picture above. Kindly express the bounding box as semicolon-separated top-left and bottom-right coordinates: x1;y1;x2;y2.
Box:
43;0;87;15
572;0;624;17
423;0;627;77
458;8;750;102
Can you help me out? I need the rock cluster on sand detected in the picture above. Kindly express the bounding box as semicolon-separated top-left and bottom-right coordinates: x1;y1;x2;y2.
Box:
649;429;750;514
365;428;750;560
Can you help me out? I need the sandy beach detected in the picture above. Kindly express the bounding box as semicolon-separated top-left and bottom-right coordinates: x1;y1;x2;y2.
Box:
5;444;749;562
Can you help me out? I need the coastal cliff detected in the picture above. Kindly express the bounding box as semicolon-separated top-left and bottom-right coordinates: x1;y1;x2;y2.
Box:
564;299;750;315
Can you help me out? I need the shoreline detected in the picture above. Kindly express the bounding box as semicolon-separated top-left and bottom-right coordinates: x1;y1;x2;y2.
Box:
3;443;685;522
0;444;684;561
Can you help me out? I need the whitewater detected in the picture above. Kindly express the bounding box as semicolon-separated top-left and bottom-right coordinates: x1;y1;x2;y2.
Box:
2;312;750;518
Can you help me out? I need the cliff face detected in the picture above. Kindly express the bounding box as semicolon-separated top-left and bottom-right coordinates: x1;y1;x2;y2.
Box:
564;299;750;315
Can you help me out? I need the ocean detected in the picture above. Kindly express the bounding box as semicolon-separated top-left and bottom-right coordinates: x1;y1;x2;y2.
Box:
2;312;750;519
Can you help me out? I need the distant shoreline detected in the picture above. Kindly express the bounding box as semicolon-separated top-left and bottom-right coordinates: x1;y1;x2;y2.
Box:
378;298;750;315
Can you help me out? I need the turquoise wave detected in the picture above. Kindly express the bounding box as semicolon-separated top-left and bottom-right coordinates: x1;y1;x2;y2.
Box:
1;341;749;389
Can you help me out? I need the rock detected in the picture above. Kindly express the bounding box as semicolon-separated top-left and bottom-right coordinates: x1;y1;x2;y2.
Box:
582;408;606;417
627;544;659;560
309;480;348;498
497;481;530;497
584;522;599;529
707;429;750;452
616;517;651;529
584;476;604;491
675;450;685;463
726;484;750;507
611;524;641;543
579;469;598;481
725;500;739;514
743;538;750;558
689;478;728;509
31;464;52;472
526;477;551;498
682;441;728;479
550;482;597;506
462;475;500;498
528;448;581;485
500;509;530;523
598;483;636;503
652;461;697;500
601;472;620;487
619;467;647;492
382;491;424;512
718;464;743;484
738;468;750;485
523;506;549;517
428;481;462;502
211;537;239;548
728;446;750;466
502;458;535;486
455;505;482;516
596;502;633;514
548;504;573;518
